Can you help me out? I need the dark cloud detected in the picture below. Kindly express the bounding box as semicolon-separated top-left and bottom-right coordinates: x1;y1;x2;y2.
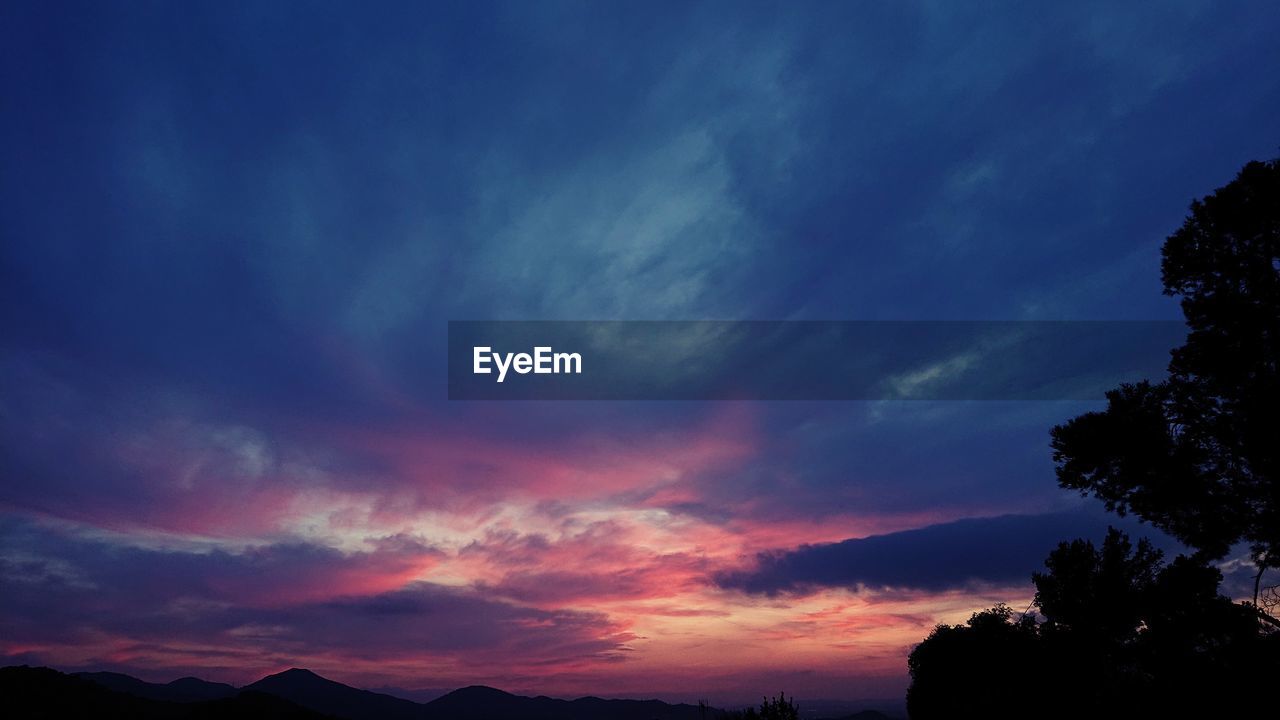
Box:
716;511;1178;595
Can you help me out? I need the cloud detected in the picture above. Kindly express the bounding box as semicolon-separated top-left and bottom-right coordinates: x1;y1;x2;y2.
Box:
716;511;1172;595
0;517;442;610
0;517;629;676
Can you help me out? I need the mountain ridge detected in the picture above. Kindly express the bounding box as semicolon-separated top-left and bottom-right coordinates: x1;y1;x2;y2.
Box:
12;664;899;720
75;669;239;703
4;666;333;719
245;668;423;720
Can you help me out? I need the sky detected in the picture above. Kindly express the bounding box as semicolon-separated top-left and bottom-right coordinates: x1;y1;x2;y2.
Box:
2;0;1279;706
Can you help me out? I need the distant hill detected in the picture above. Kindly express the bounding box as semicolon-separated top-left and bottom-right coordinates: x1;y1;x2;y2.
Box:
367;685;453;703
423;685;715;720
799;697;904;720
241;672;719;720
2;666;333;719
245;668;423;720
75;670;238;703
32;664;893;720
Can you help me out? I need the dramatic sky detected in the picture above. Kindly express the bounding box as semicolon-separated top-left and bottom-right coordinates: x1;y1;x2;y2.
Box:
2;0;1279;706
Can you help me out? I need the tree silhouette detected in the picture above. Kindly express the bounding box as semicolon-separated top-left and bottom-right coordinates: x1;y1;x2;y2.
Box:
756;692;798;720
1033;529;1162;644
723;692;799;720
1051;158;1280;596
909;157;1280;718
906;605;1041;719
907;530;1277;718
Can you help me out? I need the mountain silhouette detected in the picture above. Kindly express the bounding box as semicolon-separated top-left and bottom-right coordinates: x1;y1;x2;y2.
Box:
3;665;333;719
243;671;721;720
423;685;715;720
245;668;423;720
16;664;891;720
76;670;239;703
